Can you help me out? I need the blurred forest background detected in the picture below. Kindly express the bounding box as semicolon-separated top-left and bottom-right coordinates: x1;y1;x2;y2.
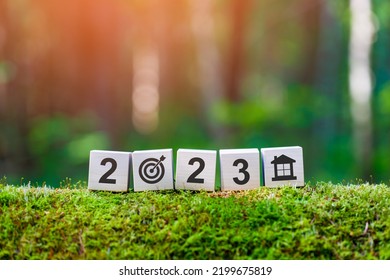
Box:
0;0;390;186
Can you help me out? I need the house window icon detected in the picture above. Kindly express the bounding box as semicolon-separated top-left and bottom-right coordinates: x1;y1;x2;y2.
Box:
271;154;297;181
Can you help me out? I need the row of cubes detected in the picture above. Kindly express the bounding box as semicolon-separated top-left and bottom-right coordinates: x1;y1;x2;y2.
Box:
88;146;304;192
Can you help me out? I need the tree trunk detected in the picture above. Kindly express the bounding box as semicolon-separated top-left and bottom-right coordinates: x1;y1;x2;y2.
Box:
0;1;7;117
299;0;321;85
349;0;376;179
190;0;226;141
225;0;252;102
313;1;342;149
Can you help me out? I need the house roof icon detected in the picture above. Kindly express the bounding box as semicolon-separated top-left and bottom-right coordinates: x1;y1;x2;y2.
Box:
271;154;297;181
271;154;296;164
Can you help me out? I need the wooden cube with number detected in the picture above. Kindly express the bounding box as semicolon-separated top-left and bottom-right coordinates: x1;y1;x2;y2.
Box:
132;149;174;192
219;149;260;191
261;146;304;187
175;149;217;191
88;150;132;192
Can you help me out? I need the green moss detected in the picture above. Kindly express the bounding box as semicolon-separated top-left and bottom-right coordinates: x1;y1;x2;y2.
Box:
0;182;389;259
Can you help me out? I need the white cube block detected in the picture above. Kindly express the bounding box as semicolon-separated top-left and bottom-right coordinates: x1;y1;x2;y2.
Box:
261;146;304;187
132;149;174;192
219;149;260;191
88;150;131;192
175;149;217;191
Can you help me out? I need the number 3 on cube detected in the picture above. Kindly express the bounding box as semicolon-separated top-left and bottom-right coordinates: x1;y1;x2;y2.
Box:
219;149;260;191
88;150;132;192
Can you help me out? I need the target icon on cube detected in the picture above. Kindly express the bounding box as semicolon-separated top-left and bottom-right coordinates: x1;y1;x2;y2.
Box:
132;149;174;191
139;156;166;184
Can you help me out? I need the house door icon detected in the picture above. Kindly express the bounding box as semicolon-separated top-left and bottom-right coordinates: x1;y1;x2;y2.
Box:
271;154;297;181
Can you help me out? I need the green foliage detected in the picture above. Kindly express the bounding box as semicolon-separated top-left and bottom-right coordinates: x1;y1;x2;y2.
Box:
0;61;15;84
212;85;354;181
0;183;389;260
378;82;390;118
26;115;110;185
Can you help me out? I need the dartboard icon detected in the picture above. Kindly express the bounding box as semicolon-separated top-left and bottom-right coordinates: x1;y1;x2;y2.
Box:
139;156;166;184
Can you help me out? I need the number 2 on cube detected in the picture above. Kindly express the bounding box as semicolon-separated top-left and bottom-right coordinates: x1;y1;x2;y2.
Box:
187;157;205;184
99;158;117;184
175;149;217;191
88;151;131;192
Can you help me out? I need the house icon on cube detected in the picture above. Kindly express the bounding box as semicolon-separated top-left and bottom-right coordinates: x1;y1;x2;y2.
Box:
271;154;297;181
